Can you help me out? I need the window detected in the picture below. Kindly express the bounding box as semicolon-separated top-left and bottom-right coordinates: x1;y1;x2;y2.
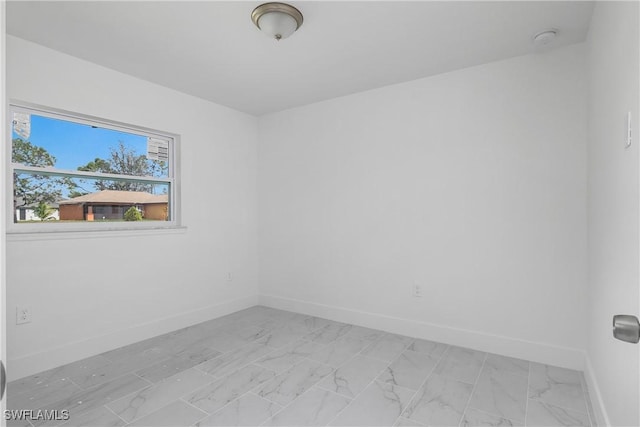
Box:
8;103;179;233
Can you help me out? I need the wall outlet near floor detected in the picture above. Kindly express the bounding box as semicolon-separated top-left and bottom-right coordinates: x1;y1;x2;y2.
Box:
16;306;32;324
412;283;424;298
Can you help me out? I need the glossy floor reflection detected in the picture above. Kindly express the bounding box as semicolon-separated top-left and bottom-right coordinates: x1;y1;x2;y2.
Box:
7;306;596;426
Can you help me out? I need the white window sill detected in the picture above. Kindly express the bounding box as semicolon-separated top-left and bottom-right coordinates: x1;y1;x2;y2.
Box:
6;225;188;241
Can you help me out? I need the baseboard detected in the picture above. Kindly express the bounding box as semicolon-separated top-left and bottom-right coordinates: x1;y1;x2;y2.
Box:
583;354;611;427
7;295;259;381
260;294;586;370
9;293;589;382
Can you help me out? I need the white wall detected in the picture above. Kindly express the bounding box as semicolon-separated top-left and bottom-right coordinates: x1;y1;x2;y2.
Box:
586;2;640;426
258;44;588;369
6;36;259;380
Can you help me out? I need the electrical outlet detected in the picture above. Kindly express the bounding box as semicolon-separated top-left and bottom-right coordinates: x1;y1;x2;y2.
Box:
227;272;233;282
412;284;423;298
16;306;32;325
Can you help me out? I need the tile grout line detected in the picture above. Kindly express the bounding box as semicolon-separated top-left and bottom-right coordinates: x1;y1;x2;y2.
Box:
399;342;451;426
527;364;592;420
313;381;352;399
132;372;155;386
308;335;391;397
324;336;429;427
329;331;405;368
196;342;282;380
464;407;521;425
461;356;532;425
121;397;200;426
256;378;334;425
321;353;396;425
527;396;593;419
298;328;382;373
259;347;333;377
176;396;218;426
323;361;395;424
185;325;330;417
528;364;596;425
256;339;330;372
177;364;280;422
100;368;213;424
183;368;283;424
69;355;168;392
257;358;336;402
102;403;129;425
304;330;381;368
240;317;344;421
177;395;211;416
457;351;488;427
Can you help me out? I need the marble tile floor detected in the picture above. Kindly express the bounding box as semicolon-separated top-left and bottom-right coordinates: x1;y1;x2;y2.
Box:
7;306;597;427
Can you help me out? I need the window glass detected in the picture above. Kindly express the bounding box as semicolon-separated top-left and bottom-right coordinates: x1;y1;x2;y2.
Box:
10;106;175;227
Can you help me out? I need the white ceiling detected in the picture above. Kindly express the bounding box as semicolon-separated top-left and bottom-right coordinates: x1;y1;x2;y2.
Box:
7;1;594;116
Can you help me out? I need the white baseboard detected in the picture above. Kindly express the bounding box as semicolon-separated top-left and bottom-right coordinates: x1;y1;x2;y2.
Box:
9;293;591;385
583;355;611;427
8;295;259;381
260;294;586;371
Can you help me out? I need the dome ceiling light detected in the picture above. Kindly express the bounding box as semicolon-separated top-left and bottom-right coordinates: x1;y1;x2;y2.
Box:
251;2;303;41
533;29;558;47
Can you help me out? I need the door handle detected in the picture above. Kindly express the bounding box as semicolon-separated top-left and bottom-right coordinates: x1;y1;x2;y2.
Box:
0;360;5;400
613;314;640;344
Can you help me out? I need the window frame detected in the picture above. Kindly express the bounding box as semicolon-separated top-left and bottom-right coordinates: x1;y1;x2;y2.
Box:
7;101;182;235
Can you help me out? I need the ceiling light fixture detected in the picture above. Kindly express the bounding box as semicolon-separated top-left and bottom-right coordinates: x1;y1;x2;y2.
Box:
533;29;558;47
251;2;303;41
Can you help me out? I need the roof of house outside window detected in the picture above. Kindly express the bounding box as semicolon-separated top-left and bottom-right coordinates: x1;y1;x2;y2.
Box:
58;190;168;205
